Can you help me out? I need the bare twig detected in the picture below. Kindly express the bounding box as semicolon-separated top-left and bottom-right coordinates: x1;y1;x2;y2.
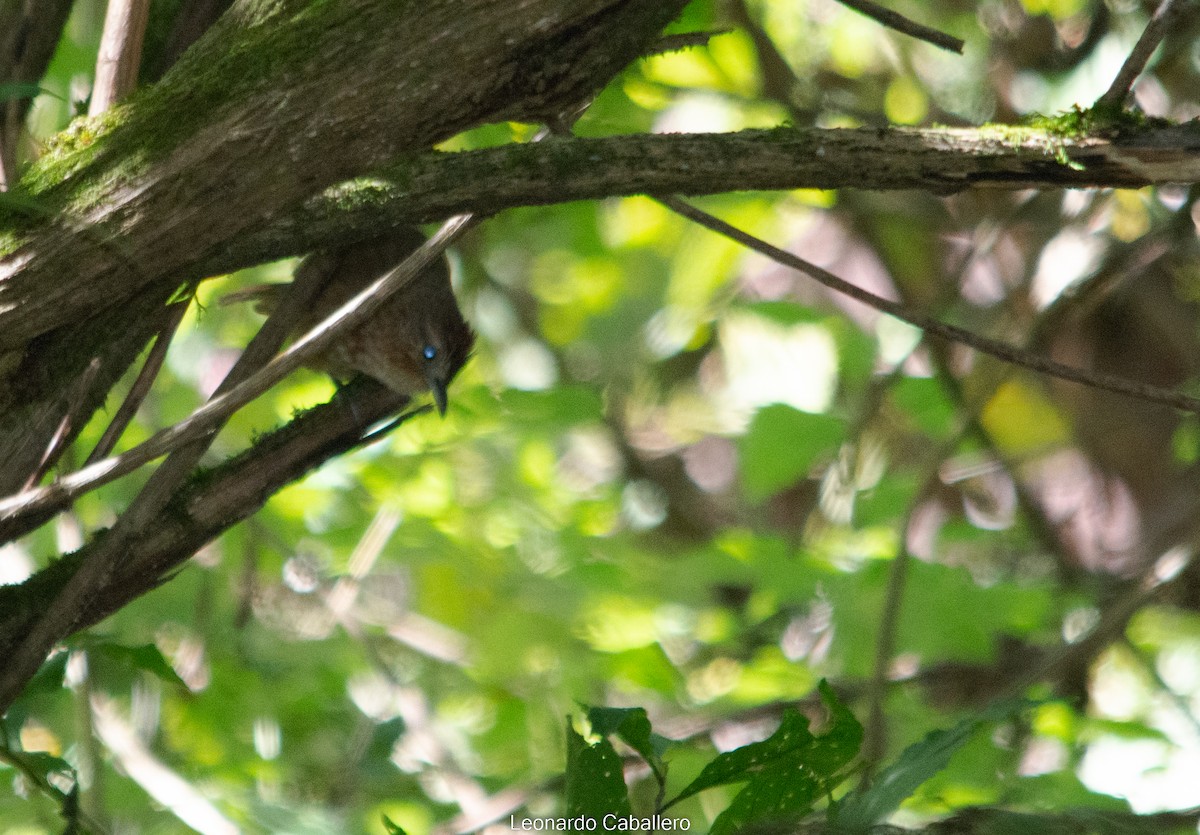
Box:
85;300;189;465
726;0;812;121
90;0;151;115
835;0;965;53
21;359;103;491
1096;0;1190;110
862;424;966;776
863;545;911;776
656;196;1200;415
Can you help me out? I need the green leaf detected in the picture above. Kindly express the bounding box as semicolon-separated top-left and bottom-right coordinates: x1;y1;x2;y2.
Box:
381;815;409;835
832;699;1034;831
739;301;825;326
739;404;844;501
586;706;669;785
565;719;632;819
669;708;816;806
806;681;865;778
364;718;408;771
86;641;187;689
710;750;821;835
890;377;955;438
666;683;862;834
0;751;76;802
4;653;70;738
0;82;45;103
21;652;69;698
500;386;604;425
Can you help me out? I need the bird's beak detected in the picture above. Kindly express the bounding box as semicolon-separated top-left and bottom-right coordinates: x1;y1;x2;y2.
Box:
426;372;449;416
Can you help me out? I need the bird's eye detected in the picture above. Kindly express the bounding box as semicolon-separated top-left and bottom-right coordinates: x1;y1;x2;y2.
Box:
423;345;437;361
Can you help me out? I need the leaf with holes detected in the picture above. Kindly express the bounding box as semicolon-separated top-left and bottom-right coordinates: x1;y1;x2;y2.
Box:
565;719;632;818
667;682;862;833
587;705;669;786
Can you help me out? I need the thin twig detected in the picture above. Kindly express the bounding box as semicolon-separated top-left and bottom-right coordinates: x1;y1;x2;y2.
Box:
21;359;102;491
862;424;966;778
656;196;1200;415
726;0;813;122
1096;0;1188;110
85;299;189;465
835;0;964;53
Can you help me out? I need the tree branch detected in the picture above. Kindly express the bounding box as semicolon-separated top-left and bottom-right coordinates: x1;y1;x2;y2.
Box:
0;0;689;350
656;196;1200;415
204;123;1200;281
0;0;74;189
90;0;151;115
85;300;189;465
835;0;965;53
0;0;689;538
1096;0;1191;110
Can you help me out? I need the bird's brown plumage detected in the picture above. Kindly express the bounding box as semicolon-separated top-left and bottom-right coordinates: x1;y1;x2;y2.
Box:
224;228;474;414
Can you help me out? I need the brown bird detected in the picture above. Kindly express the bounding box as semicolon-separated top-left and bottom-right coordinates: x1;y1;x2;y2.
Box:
224;228;474;414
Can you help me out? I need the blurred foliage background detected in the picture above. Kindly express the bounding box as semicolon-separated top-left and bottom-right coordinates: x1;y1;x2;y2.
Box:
7;0;1200;832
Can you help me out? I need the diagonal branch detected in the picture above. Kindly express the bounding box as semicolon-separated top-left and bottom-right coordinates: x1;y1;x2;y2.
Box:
1096;0;1192;110
656;196;1200;415
90;0;151;115
835;0;965;53
85;300;190;465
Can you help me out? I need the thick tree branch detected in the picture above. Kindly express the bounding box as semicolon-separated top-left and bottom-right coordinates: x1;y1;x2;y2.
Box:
206;123;1200;279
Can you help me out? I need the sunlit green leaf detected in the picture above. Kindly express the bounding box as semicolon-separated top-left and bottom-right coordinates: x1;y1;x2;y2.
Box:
739;404;844;500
